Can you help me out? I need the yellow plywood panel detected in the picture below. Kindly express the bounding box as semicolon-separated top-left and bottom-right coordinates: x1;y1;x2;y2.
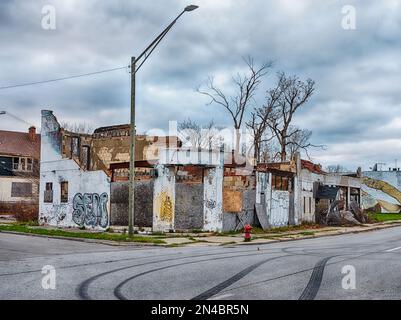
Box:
223;189;242;213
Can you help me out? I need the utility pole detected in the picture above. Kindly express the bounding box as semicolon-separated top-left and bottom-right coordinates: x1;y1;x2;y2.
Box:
127;5;199;236
128;56;136;236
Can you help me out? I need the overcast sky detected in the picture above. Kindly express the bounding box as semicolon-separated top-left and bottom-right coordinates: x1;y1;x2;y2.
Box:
1;0;401;170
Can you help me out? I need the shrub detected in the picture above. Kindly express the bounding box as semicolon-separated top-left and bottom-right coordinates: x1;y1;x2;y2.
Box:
13;202;39;222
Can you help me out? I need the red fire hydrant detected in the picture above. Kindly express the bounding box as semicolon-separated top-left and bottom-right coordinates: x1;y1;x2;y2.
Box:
244;224;252;242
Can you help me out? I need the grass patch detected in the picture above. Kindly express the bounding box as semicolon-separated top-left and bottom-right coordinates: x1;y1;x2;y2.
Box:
369;213;401;223
299;231;315;236
0;224;165;244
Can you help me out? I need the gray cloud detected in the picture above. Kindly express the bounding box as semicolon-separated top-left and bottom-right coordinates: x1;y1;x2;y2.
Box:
1;0;401;171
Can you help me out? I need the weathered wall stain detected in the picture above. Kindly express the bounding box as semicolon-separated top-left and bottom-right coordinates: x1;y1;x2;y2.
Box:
72;192;109;228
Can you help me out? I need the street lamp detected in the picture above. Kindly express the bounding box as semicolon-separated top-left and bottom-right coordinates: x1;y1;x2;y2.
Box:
128;5;199;236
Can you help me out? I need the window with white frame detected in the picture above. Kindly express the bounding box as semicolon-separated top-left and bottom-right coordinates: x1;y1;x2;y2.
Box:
12;157;34;172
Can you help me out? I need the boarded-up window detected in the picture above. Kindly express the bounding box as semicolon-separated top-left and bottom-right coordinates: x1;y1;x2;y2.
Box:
272;175;290;191
11;182;32;197
60;181;68;203
223;189;242;213
44;182;53;203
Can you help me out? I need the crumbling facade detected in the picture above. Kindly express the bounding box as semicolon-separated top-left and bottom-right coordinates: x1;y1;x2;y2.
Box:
39;110;110;229
255;153;362;229
39;110;364;233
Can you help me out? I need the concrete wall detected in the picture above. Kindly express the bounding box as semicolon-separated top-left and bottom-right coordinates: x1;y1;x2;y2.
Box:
153;165;175;232
153;163;224;232
39;110;111;230
204;166;223;232
175;182;204;230
110;180;154;227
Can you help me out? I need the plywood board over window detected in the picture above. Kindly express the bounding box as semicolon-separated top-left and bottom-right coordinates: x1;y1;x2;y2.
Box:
11;182;32;197
223;189;242;213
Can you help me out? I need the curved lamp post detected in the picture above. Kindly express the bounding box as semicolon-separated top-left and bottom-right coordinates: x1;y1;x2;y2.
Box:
128;5;199;236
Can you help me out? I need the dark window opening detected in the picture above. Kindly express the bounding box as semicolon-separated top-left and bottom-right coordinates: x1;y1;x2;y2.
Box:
44;182;53;203
272;174;290;191
27;158;33;171
60;181;68;203
13;157;19;170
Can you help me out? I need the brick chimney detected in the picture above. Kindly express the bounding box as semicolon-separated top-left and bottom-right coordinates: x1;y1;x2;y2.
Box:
28;126;36;142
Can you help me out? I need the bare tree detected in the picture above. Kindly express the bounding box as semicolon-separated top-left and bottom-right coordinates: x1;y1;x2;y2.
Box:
198;56;272;155
286;126;315;159
265;72;315;161
246;81;283;163
246;109;272;163
61;122;93;134
178;118;221;149
326;164;349;173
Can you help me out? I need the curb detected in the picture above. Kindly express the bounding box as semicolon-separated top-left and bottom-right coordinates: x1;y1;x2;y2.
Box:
235;222;401;246
0;230;165;247
1;222;401;248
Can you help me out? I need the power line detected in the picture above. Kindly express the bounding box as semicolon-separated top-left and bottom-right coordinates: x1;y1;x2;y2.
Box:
0;65;129;90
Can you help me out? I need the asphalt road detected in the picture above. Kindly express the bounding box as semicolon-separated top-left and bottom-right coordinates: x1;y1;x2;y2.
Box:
1;226;401;300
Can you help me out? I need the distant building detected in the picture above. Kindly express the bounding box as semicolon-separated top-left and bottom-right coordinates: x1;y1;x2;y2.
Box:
0;127;40;213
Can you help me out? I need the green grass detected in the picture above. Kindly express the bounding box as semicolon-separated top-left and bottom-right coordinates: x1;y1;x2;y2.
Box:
0;224;165;244
370;213;401;223
299;231;315;236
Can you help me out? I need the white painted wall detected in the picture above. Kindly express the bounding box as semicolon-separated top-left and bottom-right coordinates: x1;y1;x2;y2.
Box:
39;160;110;228
39;110;110;230
270;190;290;227
298;169;324;223
159;149;223;166
256;172;291;228
203;166;223;232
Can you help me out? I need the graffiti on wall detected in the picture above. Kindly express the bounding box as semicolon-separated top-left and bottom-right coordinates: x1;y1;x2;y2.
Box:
158;191;173;222
72;192;109;228
362;176;401;212
42;204;67;224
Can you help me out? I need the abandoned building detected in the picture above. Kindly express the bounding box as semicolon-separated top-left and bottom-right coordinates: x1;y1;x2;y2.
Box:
39;109;363;232
0;126;40;213
255;156;362;228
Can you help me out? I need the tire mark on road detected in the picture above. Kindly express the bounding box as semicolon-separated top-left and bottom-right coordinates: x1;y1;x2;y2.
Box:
114;254;291;300
190;255;288;300
77;249;286;300
298;256;333;300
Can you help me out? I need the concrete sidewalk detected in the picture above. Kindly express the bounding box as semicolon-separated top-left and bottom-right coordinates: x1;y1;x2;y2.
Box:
162;221;401;246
